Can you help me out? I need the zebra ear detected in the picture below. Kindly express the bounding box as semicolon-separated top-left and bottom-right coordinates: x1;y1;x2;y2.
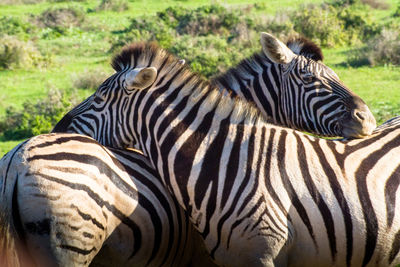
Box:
260;32;295;65
125;67;157;90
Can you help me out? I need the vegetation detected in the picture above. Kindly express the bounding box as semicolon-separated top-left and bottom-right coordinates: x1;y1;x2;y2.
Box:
0;0;399;157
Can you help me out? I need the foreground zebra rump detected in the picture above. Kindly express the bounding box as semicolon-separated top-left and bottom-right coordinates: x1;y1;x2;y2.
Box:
0;133;215;266
53;35;400;266
0;34;374;266
54;35;376;139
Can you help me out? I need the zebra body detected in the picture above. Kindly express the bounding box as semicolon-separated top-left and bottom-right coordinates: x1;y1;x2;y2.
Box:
53;35;400;266
0;133;214;266
0;33;372;266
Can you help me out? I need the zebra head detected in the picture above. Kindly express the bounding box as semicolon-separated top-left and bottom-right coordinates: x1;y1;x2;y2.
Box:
259;33;376;138
53;62;159;149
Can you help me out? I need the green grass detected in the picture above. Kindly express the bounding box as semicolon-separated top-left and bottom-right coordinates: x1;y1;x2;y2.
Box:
0;139;24;157
324;47;400;123
0;0;399;157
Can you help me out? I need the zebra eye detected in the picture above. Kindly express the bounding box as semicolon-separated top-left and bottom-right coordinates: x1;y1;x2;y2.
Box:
302;74;314;83
93;95;104;103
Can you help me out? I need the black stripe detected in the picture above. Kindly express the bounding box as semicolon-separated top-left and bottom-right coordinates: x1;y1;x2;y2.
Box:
295;133;337;262
167;91;214;210
312;138;353;267
236;126;265;215
389;229;400;264
355;136;400;266
59;244;96;255
196;116;231;239
263;128;291;221
73;205;105;230
225;126;256;250
27;152;137;199
28;171;142;258
277;130;317;249
385;165;400;228
220;124;244;208
27;135;99;152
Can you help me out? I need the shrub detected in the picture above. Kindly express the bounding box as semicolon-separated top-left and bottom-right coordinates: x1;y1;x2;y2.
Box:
291;3;380;47
361;0;389;9
0;0;44;4
175;5;242;36
72;68;109;90
35;6;85;33
0;89;81;140
354;29;400;66
347;28;400;66
0;16;37;40
291;5;347;47
169;35;256;78
336;4;381;43
97;0;129;12
0;35;48;70
49;0;86;2
394;3;400;17
112;16;176;50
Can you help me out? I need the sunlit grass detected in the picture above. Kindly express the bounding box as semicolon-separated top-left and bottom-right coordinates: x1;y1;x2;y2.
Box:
0;139;24;157
0;0;399;157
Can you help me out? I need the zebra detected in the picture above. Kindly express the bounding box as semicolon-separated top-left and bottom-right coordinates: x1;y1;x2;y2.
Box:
0;34;372;266
211;35;376;138
0;133;215;267
51;34;400;266
53;34;376;139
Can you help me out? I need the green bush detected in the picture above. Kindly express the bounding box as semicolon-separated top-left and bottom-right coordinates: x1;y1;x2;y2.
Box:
0;0;44;4
0;89;81;140
174;5;242;36
394;3;400;17
170;35;256;77
291;5;347;47
349;28;400;66
361;0;389;9
0;35;48;69
290;3;380;47
0;16;37;40
35;6;85;34
72;68;109;90
97;0;129;12
336;4;380;43
112;16;176;50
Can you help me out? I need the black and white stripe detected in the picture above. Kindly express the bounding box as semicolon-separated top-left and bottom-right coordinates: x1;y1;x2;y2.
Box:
53;38;400;266
0;133;215;266
54;34;376;139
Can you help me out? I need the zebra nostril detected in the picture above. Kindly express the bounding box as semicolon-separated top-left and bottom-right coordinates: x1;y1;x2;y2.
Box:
353;111;366;121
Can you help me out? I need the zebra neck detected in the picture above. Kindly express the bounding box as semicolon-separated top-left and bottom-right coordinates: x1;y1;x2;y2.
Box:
212;53;285;125
133;79;271;197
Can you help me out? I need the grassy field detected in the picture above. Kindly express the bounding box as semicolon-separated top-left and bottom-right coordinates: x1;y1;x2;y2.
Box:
0;0;399;157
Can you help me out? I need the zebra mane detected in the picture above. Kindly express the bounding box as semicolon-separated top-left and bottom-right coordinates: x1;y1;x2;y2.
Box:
111;42;177;72
111;42;266;126
286;36;323;62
